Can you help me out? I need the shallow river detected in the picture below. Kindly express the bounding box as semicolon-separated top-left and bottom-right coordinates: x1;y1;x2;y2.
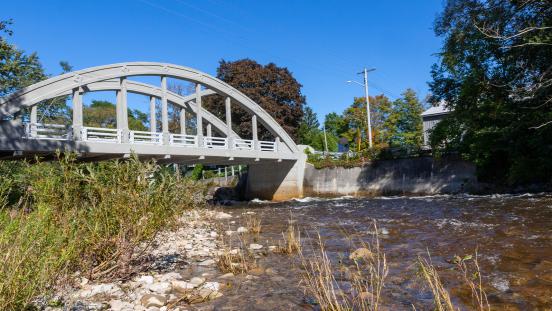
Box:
206;194;552;310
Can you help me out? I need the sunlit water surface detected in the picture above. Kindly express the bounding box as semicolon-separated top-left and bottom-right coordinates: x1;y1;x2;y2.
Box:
204;194;552;310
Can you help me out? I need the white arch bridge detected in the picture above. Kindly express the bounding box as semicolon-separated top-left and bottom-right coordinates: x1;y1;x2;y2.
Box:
0;62;306;200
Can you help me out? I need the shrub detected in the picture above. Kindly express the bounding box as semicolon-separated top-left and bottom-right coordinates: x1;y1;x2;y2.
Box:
0;154;206;310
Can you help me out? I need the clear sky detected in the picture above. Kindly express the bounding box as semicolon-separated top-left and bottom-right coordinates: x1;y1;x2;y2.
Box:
5;0;444;123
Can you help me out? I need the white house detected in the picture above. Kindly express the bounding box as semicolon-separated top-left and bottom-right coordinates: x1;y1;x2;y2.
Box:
421;101;451;146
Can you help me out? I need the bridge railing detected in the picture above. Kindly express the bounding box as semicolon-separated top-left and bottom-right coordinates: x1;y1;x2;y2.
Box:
81;127;122;143
233;138;254;150
24;123;71;140
129;130;163;145
21;124;279;152
169;134;198;147
259;140;277;152
204;137;228;149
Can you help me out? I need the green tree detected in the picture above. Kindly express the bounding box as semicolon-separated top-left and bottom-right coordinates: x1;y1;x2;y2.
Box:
342;94;394;150
203;59;305;141
430;0;552;184
84;100;147;131
1;20;71;123
0;19;46;98
298;105;320;145
387;89;423;149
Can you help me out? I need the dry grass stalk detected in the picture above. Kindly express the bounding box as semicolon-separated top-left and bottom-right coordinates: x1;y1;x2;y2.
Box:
299;221;388;311
216;235;255;274
245;214;262;235
452;251;490;311
417;253;458;311
275;223;302;255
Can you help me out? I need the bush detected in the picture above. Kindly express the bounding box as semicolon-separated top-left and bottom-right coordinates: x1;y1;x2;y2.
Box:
0;154;206;310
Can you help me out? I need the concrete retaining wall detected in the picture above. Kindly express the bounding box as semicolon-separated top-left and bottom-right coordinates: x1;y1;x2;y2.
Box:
303;156;477;196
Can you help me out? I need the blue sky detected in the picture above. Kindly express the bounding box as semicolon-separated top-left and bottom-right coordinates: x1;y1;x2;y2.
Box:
5;0;443;123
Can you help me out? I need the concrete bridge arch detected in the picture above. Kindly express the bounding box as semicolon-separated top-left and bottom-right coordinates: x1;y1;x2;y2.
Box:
0;62;306;200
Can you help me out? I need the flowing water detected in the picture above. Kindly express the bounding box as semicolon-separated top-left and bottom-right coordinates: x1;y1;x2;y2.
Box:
207;194;552;310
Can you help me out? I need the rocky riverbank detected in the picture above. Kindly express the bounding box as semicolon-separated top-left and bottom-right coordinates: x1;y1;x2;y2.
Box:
36;209;250;311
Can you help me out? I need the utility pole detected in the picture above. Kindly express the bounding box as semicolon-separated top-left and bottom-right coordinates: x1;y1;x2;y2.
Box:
323;125;329;155
360;68;375;148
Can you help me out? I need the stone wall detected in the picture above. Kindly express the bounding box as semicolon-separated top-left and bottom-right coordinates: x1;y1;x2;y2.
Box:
303;156;478;196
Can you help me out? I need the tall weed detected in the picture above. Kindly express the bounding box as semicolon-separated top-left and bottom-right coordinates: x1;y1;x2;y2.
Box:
0;155;205;310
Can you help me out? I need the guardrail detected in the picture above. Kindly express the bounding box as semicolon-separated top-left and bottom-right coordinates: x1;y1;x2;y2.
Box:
259;140;277;152
204;137;228;149
169;134;198;147
81;127;122;143
130;130;162;145
233;138;254;150
24;123;71;140
22;124;279;153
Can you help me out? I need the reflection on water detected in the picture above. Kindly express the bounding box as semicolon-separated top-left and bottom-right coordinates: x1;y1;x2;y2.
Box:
210;194;552;310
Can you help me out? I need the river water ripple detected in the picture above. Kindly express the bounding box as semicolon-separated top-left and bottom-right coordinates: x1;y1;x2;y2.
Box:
211;194;552;310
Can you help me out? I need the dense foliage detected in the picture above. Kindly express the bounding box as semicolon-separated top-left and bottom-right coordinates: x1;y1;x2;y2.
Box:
204;59;305;141
429;0;552;184
299;90;424;154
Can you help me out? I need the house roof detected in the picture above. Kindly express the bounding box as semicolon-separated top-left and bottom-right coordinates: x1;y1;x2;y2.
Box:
421;101;451;117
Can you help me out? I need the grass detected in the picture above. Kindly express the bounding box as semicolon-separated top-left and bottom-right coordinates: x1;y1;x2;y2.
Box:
274;219;302;255
0;154;206;310
245;214;262;235
299;221;388;311
417;253;458;311
417;250;491;311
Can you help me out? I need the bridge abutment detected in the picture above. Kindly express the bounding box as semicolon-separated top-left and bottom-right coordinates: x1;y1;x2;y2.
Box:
245;146;308;201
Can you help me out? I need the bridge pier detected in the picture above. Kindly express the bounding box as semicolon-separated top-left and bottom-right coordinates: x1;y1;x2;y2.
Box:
245;145;308;201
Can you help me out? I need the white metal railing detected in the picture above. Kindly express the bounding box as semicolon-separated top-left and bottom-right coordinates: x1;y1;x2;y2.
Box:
169;134;198;147
81;127;122;143
233;138;254;150
259;140;277;152
130;130;162;145
24;123;71;140
21;124;279;153
204;136;228;149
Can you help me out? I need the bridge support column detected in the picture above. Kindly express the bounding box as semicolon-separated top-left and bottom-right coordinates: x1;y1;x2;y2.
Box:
30;105;38;137
206;123;212;137
252;114;258;150
161;76;169;144
149;96;156;132
116;78;129;143
245;146;308;201
225;96;233;148
72;88;83;140
195;83;203;147
180;108;186;135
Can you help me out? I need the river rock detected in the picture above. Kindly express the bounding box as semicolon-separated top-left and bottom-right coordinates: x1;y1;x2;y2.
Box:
249;243;263;250
349;248;373;261
218;272;234;279
215;212;232;219
156;272;181;282
171;280;196;293
202;282;220;291
148;282;172;294
189;277;206;287
140;294;167;308
78;283;121;298
198;288;223;300
237;226;248;233
109;299;135;311
137;275;155;285
198;259;215;266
